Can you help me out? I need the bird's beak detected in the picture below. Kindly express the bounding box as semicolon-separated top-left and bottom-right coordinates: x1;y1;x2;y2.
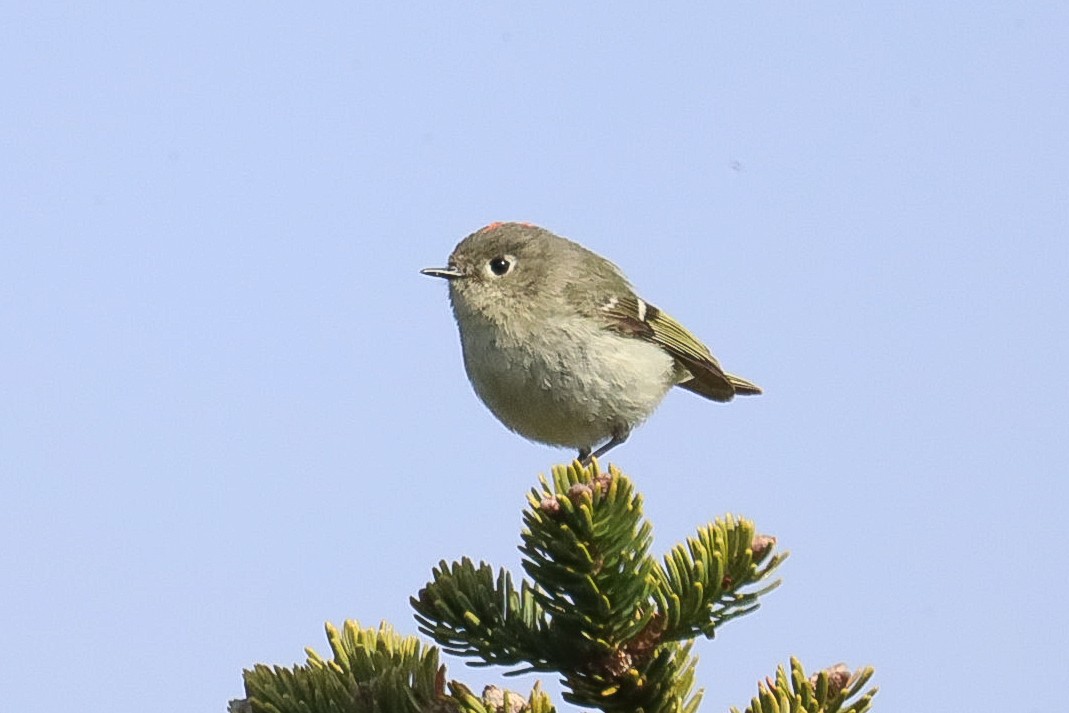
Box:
421;266;465;280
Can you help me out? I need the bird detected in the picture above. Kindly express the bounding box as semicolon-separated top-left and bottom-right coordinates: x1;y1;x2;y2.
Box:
421;222;761;463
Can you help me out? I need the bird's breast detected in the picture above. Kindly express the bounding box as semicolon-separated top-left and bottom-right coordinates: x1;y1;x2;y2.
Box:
455;313;676;448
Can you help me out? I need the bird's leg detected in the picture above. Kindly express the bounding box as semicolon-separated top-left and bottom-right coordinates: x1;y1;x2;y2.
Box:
578;427;630;467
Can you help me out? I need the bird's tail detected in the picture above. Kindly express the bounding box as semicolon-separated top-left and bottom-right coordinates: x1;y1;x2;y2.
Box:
727;373;762;396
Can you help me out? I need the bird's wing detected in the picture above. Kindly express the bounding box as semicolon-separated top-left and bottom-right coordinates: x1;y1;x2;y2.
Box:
599;293;761;402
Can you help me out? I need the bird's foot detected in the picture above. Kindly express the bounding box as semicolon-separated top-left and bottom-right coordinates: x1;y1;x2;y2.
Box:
577;427;630;467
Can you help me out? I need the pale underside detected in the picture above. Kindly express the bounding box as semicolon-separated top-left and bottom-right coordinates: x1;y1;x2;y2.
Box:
458;312;680;450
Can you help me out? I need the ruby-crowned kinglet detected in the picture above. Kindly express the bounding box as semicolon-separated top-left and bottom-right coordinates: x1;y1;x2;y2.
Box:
421;222;761;463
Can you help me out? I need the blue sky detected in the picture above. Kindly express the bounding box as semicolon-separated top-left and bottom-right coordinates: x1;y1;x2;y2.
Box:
2;3;1066;711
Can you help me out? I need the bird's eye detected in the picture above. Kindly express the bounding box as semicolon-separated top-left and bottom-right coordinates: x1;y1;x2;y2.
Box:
489;257;512;276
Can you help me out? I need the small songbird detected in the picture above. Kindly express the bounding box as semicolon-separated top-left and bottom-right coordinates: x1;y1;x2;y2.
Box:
421;222;761;463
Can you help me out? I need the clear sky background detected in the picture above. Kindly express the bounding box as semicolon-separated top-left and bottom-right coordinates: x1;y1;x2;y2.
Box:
3;4;1067;712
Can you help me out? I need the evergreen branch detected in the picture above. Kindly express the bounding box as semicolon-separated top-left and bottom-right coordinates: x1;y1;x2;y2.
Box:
519;462;658;650
654;516;786;641
730;659;878;713
412;558;554;671
239;620;449;713
449;682;558;713
514;462;708;712
236;620;558;713
557;639;703;713
236;462;878;713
